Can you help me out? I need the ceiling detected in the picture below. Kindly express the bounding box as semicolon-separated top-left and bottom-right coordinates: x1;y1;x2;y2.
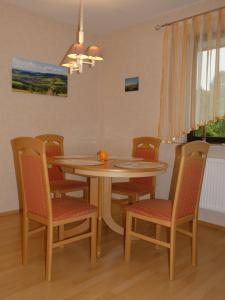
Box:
4;0;203;34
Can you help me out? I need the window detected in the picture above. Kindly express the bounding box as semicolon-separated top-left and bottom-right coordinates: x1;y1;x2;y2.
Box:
188;45;225;143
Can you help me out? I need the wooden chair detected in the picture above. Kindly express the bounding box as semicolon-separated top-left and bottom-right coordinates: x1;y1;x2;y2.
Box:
11;137;27;210
35;134;88;199
125;141;209;280
12;137;97;281
112;137;161;203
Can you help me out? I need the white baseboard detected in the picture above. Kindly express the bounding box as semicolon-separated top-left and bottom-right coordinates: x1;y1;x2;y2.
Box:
199;208;225;227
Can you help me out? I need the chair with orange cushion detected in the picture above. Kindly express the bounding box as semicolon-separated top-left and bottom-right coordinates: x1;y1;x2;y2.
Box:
35;134;88;199
125;141;209;280
112;137;161;203
11;136;27;210
11;137;97;281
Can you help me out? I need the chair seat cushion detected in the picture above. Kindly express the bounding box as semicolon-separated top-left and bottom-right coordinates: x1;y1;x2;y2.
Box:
127;199;172;221
112;182;152;194
52;197;96;221
50;179;87;192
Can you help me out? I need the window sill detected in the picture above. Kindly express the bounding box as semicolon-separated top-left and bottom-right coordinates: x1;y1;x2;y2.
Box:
208;144;225;159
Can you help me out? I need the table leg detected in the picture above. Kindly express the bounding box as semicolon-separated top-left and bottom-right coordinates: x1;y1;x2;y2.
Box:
89;177;124;257
101;177;124;235
90;177;101;257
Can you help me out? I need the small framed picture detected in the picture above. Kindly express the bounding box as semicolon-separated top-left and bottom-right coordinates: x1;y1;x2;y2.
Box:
125;77;139;92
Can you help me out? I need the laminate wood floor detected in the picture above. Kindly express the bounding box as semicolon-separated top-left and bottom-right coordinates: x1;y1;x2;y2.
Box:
0;214;225;300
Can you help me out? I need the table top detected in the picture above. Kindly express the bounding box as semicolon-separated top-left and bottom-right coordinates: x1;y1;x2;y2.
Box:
49;156;168;178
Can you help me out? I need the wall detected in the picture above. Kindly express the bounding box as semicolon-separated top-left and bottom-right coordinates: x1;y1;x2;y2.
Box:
0;3;100;212
1;0;225;217
98;0;225;203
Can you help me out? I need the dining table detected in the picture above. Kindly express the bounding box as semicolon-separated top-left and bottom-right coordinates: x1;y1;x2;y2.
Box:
48;155;168;255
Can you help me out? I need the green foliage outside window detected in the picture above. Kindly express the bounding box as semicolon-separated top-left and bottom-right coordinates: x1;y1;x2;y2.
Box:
194;119;225;138
207;119;225;137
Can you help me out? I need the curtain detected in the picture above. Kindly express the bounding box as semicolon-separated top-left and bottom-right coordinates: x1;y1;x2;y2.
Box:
158;8;225;143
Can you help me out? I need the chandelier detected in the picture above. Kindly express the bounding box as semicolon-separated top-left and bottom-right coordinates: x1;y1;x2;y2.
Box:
60;0;103;74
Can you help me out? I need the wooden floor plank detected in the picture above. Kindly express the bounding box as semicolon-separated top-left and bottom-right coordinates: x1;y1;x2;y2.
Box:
0;214;225;299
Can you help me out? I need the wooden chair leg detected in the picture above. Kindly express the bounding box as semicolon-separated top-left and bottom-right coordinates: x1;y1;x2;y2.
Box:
155;224;161;249
169;226;176;281
125;212;132;262
46;225;53;281
192;219;198;266
54;192;64;249
90;215;97;265
58;225;64;248
22;214;29;265
150;192;155;199
134;194;139;202
133;194;139;230
97;216;102;257
54;192;65;250
83;187;89;201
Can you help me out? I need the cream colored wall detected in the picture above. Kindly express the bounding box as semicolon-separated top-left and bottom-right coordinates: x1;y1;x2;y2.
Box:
0;3;100;212
1;0;225;214
98;0;225;199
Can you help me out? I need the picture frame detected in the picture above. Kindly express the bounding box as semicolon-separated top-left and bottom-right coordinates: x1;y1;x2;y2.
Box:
12;57;68;97
125;77;139;92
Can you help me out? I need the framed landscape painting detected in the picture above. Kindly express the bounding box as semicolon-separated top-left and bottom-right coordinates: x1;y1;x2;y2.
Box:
12;57;68;97
125;77;139;92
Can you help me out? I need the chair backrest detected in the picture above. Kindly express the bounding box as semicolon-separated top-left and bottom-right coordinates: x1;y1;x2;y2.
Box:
35;134;64;181
11;137;27;210
171;141;209;221
11;137;52;220
130;137;161;187
169;144;182;200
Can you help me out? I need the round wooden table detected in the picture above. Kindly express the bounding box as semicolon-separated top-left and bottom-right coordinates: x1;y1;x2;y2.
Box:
49;157;168;255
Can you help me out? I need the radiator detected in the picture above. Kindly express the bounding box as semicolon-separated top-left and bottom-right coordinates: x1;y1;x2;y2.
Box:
200;158;225;213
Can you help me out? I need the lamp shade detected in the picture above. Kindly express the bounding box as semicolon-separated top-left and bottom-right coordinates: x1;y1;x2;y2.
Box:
66;43;88;59
60;55;77;68
88;45;104;61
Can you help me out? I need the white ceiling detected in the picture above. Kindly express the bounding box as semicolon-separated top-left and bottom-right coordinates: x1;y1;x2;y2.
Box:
4;0;203;34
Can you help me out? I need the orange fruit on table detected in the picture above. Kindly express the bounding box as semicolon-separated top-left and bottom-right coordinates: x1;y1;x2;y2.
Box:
97;149;108;161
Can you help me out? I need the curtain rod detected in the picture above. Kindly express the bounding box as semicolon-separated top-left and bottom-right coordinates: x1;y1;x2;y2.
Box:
155;5;225;30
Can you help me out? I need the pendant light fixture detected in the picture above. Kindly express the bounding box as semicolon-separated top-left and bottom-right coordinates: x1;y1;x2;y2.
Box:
60;0;103;74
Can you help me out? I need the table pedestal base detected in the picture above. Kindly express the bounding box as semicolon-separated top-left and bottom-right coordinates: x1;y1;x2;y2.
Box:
90;177;124;256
